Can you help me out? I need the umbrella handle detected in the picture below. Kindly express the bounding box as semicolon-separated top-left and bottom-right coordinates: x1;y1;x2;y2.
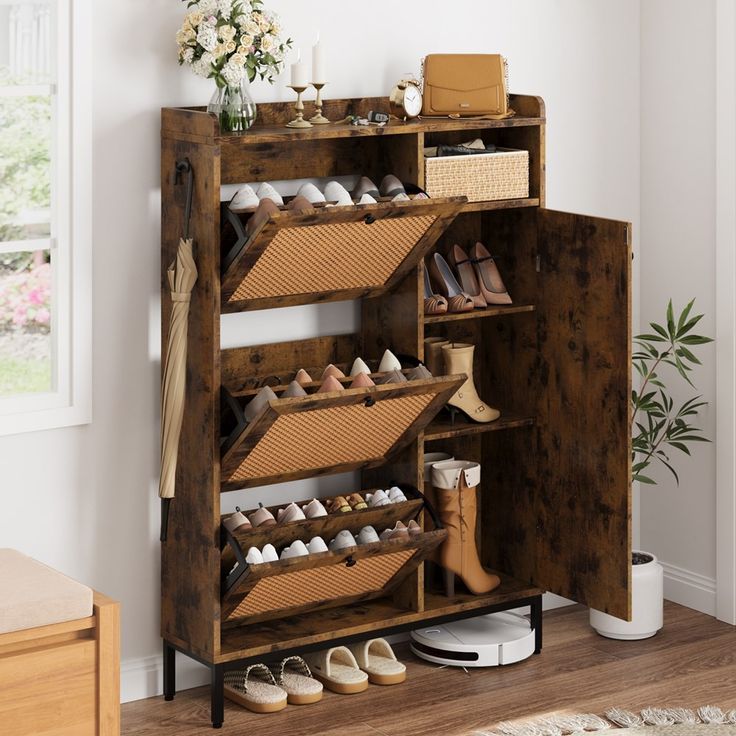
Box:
160;498;172;543
175;159;194;241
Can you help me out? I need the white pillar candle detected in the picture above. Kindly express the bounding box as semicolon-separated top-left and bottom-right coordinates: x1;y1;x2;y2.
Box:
291;51;308;88
312;39;325;84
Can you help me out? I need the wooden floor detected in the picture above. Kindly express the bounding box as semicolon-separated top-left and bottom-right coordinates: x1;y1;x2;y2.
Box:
123;603;736;735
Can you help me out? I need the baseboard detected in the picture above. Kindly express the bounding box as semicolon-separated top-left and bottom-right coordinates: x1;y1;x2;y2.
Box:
122;594;573;703
121;654;209;704
661;560;717;616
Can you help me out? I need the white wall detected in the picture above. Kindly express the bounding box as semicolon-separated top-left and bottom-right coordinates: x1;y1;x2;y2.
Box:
640;0;718;615
0;0;640;702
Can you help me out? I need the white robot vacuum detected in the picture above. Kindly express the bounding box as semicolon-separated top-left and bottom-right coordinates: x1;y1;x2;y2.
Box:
410;612;536;667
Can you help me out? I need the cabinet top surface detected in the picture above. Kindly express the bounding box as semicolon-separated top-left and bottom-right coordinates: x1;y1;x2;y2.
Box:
161;94;545;146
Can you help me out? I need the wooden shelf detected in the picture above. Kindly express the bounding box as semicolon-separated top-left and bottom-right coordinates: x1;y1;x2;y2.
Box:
424;303;536;325
424;413;535;441
218;572;542;663
460;198;540;214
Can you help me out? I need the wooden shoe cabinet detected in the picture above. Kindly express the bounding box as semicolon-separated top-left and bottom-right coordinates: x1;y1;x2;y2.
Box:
160;95;632;728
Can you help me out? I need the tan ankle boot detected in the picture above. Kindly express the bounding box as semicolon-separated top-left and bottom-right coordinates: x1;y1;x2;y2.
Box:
431;460;500;595
424;337;449;378
441;342;500;423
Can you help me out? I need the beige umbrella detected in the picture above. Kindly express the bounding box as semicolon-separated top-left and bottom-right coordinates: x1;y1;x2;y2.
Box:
159;235;198;541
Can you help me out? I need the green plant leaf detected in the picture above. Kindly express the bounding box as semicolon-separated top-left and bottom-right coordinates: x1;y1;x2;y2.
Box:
676;299;695;334
679;335;714;345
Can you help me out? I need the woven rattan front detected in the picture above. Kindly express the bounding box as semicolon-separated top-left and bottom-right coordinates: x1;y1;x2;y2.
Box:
226;548;416;620
425;149;529;202
228;393;434;482
229;214;437;302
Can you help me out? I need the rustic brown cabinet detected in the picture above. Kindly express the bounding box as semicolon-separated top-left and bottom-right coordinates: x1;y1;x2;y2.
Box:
160;95;632;729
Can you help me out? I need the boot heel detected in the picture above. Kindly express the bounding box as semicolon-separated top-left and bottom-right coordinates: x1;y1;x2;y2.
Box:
443;569;455;597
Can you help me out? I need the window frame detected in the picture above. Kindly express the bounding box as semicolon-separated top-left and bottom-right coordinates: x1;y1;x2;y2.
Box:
0;0;91;435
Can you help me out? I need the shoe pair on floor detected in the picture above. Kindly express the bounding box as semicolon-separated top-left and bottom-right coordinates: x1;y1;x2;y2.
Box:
424;243;512;314
225;640;406;713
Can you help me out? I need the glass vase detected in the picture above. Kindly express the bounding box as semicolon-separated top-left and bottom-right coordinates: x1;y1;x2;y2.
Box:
207;78;257;133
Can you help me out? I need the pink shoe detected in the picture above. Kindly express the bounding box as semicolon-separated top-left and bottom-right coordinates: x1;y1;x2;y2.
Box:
351;372;375;389
321;364;346;380
318;375;345;393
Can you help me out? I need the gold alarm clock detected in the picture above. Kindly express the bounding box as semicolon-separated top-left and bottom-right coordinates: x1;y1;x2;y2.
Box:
389;77;423;121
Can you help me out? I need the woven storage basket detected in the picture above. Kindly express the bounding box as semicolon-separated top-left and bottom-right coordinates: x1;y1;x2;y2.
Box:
425;148;529;202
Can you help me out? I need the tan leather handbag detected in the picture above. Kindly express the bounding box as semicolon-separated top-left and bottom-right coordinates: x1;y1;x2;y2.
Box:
421;54;512;119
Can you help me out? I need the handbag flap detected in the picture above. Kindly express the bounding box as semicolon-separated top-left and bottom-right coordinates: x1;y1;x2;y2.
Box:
424;54;505;93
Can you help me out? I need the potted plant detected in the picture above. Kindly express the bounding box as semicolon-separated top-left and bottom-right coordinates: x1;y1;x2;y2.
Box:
176;0;292;132
590;299;713;639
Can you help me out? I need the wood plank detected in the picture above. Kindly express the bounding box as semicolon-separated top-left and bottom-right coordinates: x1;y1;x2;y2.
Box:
460;197;540;213
424;414;535;442
160;137;222;659
94;593;120;736
423;303;535;325
534;210;632;619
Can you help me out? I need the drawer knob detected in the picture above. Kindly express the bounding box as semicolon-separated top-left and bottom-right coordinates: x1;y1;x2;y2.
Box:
345;556;356;568
364;214;376;225
364;396;376;407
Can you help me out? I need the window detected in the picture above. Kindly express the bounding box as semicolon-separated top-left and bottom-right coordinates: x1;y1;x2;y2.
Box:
0;0;90;434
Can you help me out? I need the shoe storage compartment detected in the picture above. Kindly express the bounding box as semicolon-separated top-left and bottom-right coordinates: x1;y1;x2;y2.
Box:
221;197;464;312
221;489;445;624
220;374;464;492
161;99;633;728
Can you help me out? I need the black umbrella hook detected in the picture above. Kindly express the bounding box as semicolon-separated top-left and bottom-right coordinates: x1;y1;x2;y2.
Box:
175;158;194;240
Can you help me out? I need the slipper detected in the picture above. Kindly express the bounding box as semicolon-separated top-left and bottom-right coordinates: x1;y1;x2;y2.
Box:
224;663;288;713
348;639;406;686
304;646;368;694
270;656;323;705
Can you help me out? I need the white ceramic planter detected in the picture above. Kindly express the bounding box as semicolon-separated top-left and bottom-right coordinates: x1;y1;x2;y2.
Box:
589;551;664;640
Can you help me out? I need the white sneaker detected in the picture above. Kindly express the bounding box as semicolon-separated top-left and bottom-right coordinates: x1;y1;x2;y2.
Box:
256;182;284;205
324;181;352;206
388;486;408;503
349;357;371;377
230;185;259;210
281;540;309;560
245;546;264;565
378;349;402;373
329;530;357;552
367;489;391;507
307;536;329;554
297;182;326;204
392;192;411;202
357;193;377;205
277;502;306;524
357;526;380;545
302;498;328;519
261;543;278;563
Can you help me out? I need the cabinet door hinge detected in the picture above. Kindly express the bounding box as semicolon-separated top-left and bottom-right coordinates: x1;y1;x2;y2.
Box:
535;254;541;273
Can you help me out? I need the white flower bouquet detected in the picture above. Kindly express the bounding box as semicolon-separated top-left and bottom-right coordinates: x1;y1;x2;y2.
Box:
177;0;291;131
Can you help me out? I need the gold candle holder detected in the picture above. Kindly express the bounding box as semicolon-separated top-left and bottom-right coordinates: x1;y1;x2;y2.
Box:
286;85;313;129
309;82;330;124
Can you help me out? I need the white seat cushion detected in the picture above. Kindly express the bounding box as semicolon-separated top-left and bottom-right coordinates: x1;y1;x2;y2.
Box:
0;549;93;634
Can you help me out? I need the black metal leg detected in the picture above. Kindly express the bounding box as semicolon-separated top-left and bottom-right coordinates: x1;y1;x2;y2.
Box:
163;640;176;701
530;595;543;654
211;665;225;729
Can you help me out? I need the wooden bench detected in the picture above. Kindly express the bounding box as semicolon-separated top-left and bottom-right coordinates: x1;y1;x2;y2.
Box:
0;550;120;735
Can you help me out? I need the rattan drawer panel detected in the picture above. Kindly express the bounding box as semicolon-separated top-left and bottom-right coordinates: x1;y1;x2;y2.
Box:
226;549;415;621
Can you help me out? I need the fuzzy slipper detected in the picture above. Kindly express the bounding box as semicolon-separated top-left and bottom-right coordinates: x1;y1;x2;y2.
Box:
224;663;287;714
270;656;323;705
304;646;368;694
348;638;406;686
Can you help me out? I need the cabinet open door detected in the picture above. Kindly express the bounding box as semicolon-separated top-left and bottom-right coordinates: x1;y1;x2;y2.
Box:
533;209;632;619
